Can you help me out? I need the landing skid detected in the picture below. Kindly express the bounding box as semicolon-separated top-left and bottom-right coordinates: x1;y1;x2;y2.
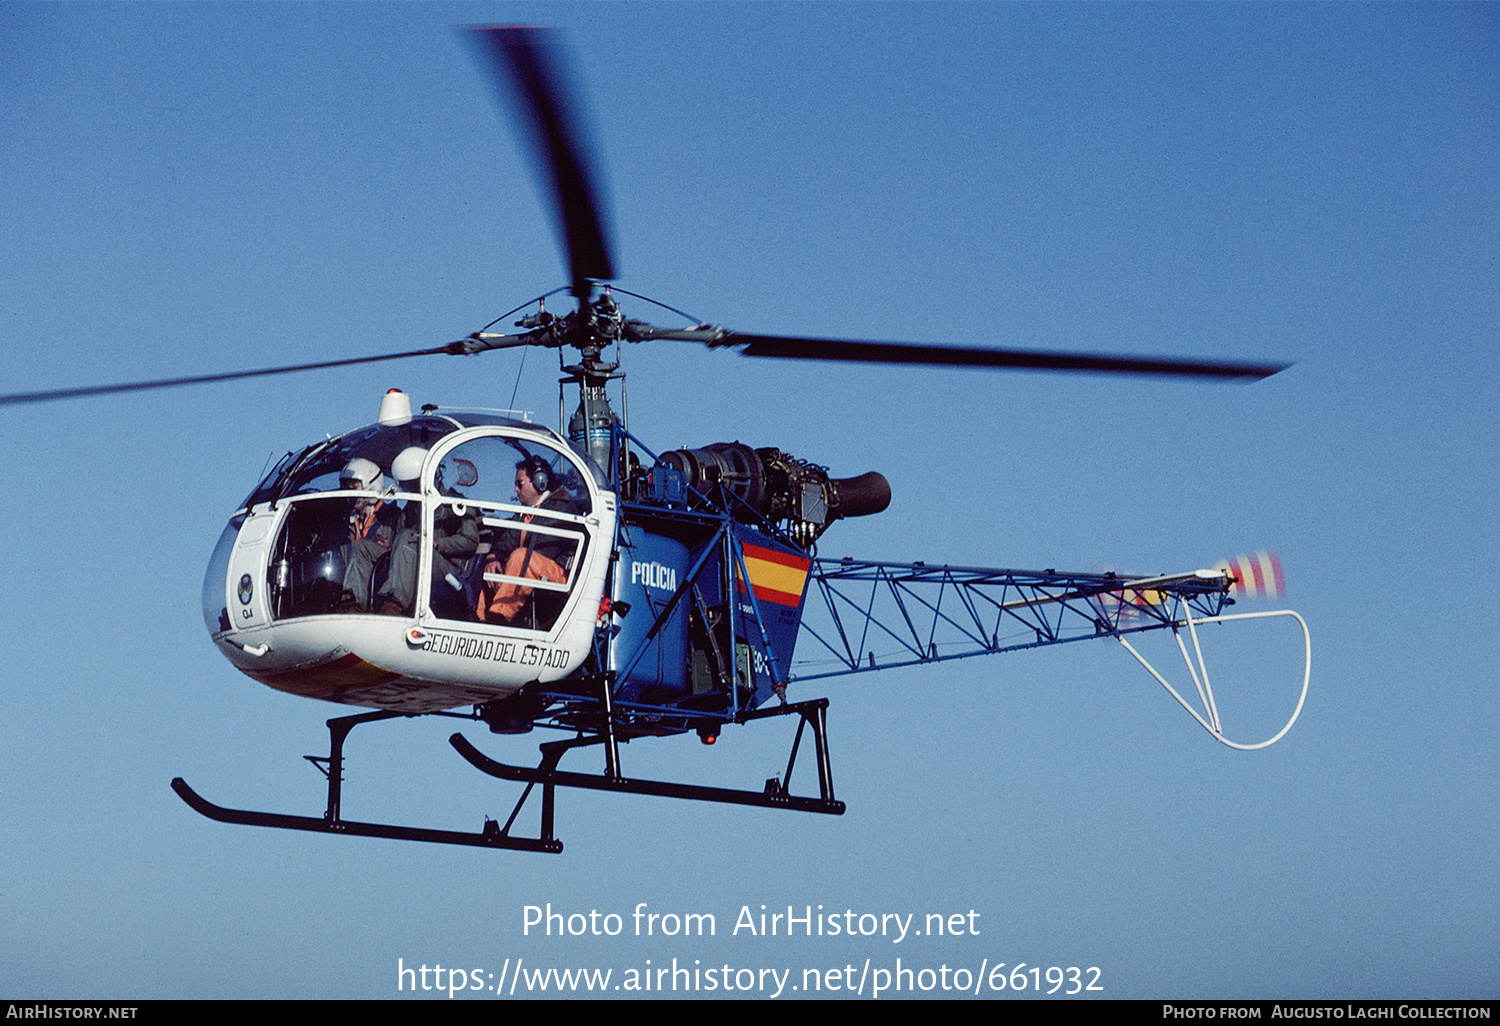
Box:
170;777;555;851
172;699;843;854
451;698;845;816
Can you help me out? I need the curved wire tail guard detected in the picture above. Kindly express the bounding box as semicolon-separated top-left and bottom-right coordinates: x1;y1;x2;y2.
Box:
1117;608;1310;751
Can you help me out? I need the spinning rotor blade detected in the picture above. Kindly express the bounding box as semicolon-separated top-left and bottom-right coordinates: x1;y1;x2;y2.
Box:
720;334;1288;381
1212;549;1287;600
629;325;1288;381
468;26;615;294
0;345;492;408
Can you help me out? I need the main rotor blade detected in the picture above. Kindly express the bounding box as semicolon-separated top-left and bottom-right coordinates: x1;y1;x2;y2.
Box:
722;334;1289;381
0;346;450;408
468;26;615;293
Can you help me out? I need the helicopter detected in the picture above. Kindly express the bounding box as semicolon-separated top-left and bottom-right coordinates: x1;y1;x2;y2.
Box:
0;27;1308;855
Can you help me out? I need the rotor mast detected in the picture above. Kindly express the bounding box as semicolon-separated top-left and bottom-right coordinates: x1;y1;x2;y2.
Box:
559;284;625;480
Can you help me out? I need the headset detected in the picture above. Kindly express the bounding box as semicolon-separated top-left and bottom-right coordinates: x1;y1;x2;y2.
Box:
517;454;552;494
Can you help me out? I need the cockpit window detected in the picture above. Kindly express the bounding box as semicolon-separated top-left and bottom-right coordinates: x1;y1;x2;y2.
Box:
433;437;590;515
433;435;594;631
240;418;463;510
240;446;311;511
265;491;428;619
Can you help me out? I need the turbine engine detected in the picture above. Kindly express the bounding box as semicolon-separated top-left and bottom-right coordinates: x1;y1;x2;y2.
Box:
654;442;890;546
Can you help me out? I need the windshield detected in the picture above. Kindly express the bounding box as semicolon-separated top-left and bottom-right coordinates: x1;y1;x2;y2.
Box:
241;417;463;508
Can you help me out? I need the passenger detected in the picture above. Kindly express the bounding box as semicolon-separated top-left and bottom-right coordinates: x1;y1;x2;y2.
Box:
339;458;400;610
476;455;576;623
341;458;396;543
368;447;480;617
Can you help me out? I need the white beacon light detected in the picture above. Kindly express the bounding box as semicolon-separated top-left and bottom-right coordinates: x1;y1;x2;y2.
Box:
378;388;413;426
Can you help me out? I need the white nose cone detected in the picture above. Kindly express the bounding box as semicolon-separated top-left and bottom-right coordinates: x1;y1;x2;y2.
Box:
378;388;413;426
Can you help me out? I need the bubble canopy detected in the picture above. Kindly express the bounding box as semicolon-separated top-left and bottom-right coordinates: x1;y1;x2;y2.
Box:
204;412;612;637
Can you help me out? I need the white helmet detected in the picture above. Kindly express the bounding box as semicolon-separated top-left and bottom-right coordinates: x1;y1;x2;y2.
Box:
339;457;384;492
391;446;428;486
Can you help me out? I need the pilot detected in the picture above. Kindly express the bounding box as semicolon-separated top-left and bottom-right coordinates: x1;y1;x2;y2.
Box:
475;455;575;623
367;446;480;617
513;455;572;515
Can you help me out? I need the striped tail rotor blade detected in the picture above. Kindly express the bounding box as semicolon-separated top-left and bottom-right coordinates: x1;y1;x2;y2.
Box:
1213;549;1286;600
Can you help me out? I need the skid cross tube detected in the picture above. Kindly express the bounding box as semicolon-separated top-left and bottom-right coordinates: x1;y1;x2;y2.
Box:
172;709;563;853
451;698;844;815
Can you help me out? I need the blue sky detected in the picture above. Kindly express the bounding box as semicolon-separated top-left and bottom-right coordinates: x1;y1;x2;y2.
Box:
1;1;1495;999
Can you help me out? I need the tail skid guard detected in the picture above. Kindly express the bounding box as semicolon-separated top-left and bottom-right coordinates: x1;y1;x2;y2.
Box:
1117;608;1311;750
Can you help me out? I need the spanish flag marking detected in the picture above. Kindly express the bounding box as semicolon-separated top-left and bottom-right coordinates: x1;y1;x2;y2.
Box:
737;543;813;607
